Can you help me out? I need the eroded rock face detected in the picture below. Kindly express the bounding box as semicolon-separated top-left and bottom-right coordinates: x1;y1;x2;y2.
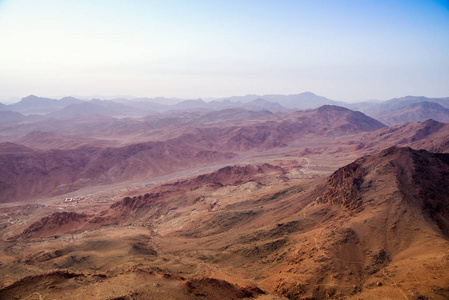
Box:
185;277;265;299
317;147;449;218
21;211;116;238
318;161;367;209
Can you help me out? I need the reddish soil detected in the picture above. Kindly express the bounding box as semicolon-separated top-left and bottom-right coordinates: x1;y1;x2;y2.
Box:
2;147;447;299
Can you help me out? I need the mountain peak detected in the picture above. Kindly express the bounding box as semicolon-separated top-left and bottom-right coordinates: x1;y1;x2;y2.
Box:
316;104;351;113
378;145;413;157
310;105;386;133
299;91;317;96
21;95;40;101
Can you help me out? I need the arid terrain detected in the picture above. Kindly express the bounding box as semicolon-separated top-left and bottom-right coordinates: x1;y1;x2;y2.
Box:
1;95;449;299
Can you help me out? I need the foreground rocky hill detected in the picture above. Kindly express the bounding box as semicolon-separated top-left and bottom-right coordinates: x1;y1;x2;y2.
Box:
1;147;448;299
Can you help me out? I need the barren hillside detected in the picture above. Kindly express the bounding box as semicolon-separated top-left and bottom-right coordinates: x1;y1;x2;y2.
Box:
1;147;448;299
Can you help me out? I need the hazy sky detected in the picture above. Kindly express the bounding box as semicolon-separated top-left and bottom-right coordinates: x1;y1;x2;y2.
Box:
0;0;448;103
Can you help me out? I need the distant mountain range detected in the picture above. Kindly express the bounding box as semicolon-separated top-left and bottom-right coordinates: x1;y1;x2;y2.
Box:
348;95;449;113
1;93;449;125
6;95;84;114
215;92;342;109
372;101;449;125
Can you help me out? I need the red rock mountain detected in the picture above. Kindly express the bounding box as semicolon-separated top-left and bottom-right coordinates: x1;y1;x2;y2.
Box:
318;147;449;231
256;147;449;298
0;141;235;203
359;119;449;153
0;106;385;203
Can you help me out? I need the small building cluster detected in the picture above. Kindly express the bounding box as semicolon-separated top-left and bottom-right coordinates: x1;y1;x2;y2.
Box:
63;197;85;203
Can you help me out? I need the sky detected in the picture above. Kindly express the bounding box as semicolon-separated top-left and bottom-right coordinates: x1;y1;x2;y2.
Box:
0;0;448;103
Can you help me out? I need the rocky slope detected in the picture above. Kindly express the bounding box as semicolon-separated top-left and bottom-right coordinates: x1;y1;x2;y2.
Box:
264;147;449;298
0;140;235;203
2;147;449;299
358;119;449;153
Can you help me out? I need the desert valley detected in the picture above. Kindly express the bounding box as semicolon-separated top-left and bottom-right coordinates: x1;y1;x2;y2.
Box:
0;93;448;299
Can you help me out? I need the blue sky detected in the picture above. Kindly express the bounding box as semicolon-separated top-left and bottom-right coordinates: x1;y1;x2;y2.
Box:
0;0;448;102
